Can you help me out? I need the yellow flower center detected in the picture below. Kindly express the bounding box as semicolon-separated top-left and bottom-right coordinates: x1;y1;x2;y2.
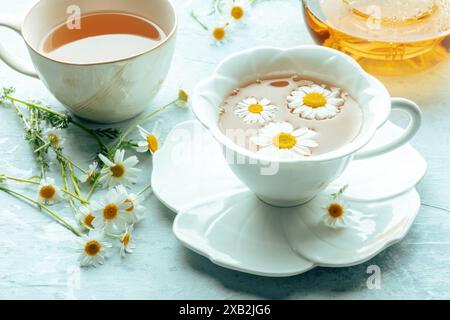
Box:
122;233;131;246
125;198;135;212
328;203;345;219
303;92;327;108
231;6;244;20
47;133;60;146
83;213;94;227
146;134;159;153
103;204;118;221
84;240;101;256
212;27;226;41
273;133;297;149
110;164;125;178
248;103;263;114
39;185;56;200
178;89;189;103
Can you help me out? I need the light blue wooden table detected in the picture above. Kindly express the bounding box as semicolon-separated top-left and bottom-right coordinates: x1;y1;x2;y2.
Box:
0;0;449;299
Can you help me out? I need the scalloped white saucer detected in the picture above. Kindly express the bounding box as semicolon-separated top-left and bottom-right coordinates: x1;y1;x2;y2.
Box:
152;120;426;276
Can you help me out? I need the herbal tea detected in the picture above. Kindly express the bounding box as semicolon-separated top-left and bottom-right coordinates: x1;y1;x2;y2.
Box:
219;76;363;159
40;12;166;64
303;0;450;75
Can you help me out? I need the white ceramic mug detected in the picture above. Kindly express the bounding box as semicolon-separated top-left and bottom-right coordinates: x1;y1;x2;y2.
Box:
193;46;422;207
0;0;177;123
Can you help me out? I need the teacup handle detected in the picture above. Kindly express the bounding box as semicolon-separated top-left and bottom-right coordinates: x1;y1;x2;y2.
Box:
0;16;39;78
354;98;422;160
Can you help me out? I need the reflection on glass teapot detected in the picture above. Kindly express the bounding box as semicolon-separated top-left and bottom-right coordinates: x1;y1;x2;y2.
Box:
302;0;450;75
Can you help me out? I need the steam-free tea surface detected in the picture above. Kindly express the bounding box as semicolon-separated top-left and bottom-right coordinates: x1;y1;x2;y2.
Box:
219;76;363;157
40;12;166;64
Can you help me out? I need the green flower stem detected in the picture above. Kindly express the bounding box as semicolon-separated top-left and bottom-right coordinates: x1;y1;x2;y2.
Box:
34;142;51;153
68;162;82;197
214;0;223;14
6;94;109;155
85;174;100;201
60;163;79;216
191;10;209;30
69;121;109;154
0;186;82;237
137;184;152;197
60;188;89;205
5;95;63;118
53;149;87;174
118;97;178;147
5;176;39;185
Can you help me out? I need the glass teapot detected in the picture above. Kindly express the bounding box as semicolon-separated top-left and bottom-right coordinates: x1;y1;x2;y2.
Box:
302;0;450;75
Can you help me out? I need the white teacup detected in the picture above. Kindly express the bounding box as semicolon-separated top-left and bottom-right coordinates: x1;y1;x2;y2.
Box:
0;0;177;123
193;46;422;207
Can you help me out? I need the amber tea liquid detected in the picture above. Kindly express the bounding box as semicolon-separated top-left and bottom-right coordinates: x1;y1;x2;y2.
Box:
303;0;450;75
40;12;166;64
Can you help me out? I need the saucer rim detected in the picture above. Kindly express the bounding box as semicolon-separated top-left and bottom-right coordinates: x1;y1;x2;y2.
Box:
172;188;420;277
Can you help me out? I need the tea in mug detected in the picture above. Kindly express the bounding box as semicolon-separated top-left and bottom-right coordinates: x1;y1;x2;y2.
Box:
40;12;167;64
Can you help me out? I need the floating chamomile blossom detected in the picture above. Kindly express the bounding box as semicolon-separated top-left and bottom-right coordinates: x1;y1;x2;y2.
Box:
43;128;65;148
80;162;98;184
287;82;345;120
234;97;278;124
99;149;141;188
78;230;112;267
37;178;61;205
227;0;251;24
116;185;145;224
251;122;318;159
91;187;129;233
120;224;136;258
136;123;161;155
77;206;95;230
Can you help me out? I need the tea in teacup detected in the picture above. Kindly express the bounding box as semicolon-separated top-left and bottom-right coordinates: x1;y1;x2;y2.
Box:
219;75;363;159
40;12;167;64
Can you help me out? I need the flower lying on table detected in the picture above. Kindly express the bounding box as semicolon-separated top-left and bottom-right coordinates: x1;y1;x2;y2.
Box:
191;0;260;46
0;87;189;267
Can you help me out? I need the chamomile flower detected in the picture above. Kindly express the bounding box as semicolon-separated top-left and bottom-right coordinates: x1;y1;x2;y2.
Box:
99;149;140;188
135;123;161;155
91;187;129;233
77;230;112;267
37;178;61;205
287;83;345;120
234;97;278;124
77;206;95;230
79;162;98;184
251;122;318;159
322;197;353;229
211;20;231;46
176;89;189;108
43;128;65;148
120;224;136;258
116;185;145;224
227;0;251;24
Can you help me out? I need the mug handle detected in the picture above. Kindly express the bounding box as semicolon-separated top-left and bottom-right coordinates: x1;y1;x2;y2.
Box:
354;98;422;160
0;16;39;78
